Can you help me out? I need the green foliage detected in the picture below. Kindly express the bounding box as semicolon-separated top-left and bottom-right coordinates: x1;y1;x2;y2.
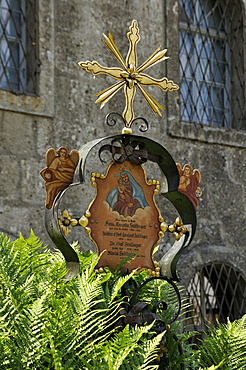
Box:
0;232;179;369
195;316;246;370
1;232;245;369
198;362;225;370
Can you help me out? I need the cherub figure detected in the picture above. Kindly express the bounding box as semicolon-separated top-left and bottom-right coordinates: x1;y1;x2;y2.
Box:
176;163;202;209
40;147;79;209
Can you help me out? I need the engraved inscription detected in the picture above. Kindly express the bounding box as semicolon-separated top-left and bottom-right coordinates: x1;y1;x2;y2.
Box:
87;161;161;272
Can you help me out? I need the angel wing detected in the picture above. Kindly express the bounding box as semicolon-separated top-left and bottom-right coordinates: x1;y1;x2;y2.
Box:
193;169;201;185
69;149;79;167
176;163;183;177
46;148;56;167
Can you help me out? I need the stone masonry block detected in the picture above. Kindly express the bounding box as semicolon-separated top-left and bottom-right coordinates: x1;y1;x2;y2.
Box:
1;112;36;156
21;158;46;205
36;117;54;156
0;155;20;200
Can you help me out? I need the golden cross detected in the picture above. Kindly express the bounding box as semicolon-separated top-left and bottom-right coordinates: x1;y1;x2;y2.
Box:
78;20;179;133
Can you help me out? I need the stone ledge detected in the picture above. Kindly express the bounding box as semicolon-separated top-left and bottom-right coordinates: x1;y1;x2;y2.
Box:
167;120;246;148
177;244;246;286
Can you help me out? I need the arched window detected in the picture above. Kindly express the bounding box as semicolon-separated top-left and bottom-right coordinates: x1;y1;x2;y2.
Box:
179;0;245;130
187;263;246;331
0;0;38;94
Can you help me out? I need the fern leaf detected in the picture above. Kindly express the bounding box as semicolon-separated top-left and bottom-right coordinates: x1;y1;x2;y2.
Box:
138;331;165;369
104;324;155;370
48;334;65;370
110;271;136;303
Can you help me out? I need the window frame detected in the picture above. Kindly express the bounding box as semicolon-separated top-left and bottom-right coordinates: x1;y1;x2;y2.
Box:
165;0;246;145
179;0;232;128
0;0;54;118
0;0;37;95
186;262;246;332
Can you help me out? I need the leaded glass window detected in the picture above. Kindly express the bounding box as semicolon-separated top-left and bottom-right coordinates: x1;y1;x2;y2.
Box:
179;0;245;129
0;0;38;94
186;263;246;331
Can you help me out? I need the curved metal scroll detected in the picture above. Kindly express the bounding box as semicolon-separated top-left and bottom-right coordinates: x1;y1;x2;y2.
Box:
45;184;80;279
45;133;197;281
119;275;184;369
106;112;149;133
129;276;182;325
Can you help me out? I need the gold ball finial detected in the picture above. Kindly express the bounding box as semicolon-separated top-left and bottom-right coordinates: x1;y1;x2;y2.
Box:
122;126;133;134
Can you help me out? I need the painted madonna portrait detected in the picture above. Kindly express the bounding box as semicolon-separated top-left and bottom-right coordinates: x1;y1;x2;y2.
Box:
106;171;149;217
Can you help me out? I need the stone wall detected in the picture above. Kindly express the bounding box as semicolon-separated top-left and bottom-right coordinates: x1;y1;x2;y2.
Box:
0;0;245;285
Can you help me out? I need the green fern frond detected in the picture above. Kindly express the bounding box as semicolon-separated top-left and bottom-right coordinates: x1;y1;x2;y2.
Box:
138;331;166;369
104;323;155;370
199;361;225;370
69;302;121;356
114;252;138;274
110;270;136;303
48;333;65;370
198;316;246;370
0;231;216;369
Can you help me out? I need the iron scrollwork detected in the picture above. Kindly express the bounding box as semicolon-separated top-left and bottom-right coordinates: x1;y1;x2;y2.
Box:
118;275;184;369
41;132;196;370
44;133;197;281
99;135;161;165
40;19;200;369
106;112;149;133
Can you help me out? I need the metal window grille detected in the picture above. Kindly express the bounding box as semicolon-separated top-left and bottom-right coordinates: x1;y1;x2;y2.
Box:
179;0;245;130
186;262;246;332
0;0;38;95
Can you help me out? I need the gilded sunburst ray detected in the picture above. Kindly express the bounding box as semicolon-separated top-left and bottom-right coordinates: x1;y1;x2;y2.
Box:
78;20;179;132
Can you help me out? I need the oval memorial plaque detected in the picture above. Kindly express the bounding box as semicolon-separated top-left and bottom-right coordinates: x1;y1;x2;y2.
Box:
84;160;163;273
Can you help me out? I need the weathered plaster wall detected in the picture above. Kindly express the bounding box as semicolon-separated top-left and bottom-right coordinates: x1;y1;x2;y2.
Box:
0;0;245;284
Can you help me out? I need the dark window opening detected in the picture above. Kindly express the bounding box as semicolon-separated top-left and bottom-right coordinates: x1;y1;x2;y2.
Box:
0;0;39;95
186;262;246;333
179;0;245;130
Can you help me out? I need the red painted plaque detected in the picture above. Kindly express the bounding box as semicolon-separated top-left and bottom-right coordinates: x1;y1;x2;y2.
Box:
85;161;162;273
